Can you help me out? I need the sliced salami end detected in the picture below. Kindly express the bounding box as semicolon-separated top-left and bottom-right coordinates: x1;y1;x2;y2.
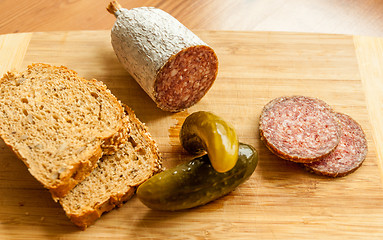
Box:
154;45;218;112
259;96;341;163
304;112;368;177
110;6;219;112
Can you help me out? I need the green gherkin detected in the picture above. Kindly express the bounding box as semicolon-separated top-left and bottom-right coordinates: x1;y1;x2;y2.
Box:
180;111;239;173
137;143;258;211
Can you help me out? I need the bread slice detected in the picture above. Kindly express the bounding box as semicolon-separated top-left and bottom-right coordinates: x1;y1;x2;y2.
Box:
59;105;162;229
0;63;125;198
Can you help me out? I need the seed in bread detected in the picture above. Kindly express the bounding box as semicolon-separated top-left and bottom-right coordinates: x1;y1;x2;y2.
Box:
0;63;125;198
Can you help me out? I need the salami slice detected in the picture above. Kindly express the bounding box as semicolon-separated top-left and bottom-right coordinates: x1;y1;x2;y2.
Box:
107;2;218;112
305;112;368;177
259;96;341;163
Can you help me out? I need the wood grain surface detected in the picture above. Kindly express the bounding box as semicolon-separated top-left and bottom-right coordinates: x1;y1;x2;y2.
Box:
1;30;383;239
1;0;383;36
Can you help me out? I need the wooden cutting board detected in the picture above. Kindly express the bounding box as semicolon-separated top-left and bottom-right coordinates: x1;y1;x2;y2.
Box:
1;30;383;239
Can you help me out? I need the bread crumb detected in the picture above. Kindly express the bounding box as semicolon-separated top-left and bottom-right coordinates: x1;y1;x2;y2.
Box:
40;217;45;221
25;212;29;216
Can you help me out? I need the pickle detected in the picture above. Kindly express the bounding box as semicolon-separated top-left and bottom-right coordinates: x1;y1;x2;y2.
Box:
137;143;258;211
179;111;239;173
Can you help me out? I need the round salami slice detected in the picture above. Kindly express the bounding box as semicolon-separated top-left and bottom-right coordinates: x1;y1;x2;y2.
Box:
259;96;341;163
304;112;368;177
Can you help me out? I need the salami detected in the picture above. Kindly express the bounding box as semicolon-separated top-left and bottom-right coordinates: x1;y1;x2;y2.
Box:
259;96;341;163
107;1;218;112
305;112;368;177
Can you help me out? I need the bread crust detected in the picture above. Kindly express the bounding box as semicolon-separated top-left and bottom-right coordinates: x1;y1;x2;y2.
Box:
50;145;103;200
68;187;136;230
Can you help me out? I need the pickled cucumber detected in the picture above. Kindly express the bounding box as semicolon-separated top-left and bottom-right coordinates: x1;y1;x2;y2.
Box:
179;111;239;173
137;143;258;211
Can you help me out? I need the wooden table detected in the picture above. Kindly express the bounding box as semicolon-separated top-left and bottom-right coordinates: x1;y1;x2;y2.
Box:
1;0;383;36
1;1;383;239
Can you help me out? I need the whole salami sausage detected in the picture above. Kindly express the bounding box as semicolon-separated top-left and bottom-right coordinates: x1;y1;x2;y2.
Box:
259;96;341;163
107;1;218;112
305;112;368;177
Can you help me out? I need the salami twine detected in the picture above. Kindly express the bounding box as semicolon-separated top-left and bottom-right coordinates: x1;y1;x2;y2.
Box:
304;112;367;177
107;1;218;112
259;96;368;177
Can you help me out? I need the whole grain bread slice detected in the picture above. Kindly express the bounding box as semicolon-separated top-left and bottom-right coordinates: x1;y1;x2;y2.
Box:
0;63;125;198
59;105;162;229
